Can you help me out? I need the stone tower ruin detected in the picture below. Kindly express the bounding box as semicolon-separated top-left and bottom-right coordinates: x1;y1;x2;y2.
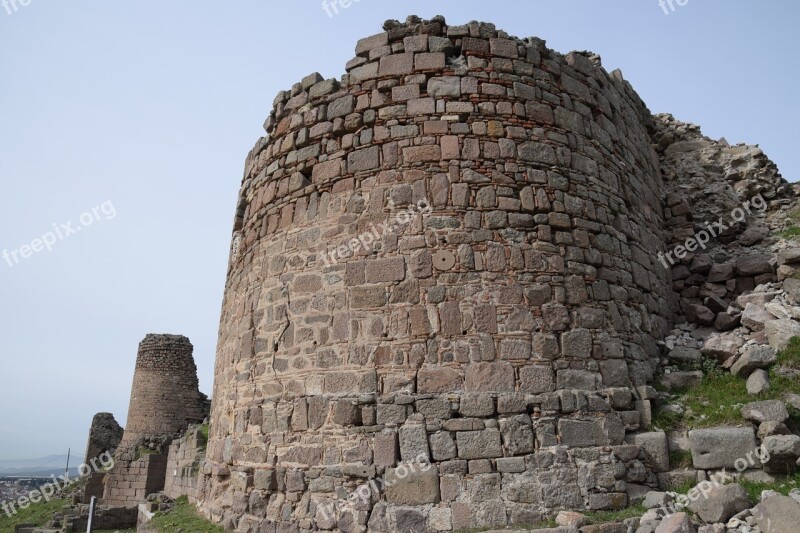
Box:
104;334;208;505
197;16;790;532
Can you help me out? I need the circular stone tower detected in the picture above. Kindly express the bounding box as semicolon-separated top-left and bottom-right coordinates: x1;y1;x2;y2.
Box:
121;334;207;445
202;16;678;532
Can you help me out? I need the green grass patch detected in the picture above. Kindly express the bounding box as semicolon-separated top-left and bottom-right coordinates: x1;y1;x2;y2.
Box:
778;226;800;240
584;505;646;524
739;473;800;503
670;450;693;469
0;495;69;531
147;495;224;533
199;423;209;446
652;339;800;431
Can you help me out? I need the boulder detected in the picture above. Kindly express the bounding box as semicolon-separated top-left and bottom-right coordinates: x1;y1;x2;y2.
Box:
658;371;703;390
752;494;800;533
556;511;588;528
654;512;695;533
701;333;745;362
782;278;800;304
686;305;715;326
762;435;800;475
730;344;777;377
746;369;770;395
708;263;734;283
688;427;758;469
765;318;800;351
668;347;702;363
741;303;775;332
735;254;773;276
714;312;740;332
643;491;673;509
758;421;791;438
741;400;789;423
687;483;750;524
778;249;800;266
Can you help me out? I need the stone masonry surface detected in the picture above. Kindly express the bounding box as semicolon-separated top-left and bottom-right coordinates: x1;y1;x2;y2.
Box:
103;334;208;506
196;15;692;532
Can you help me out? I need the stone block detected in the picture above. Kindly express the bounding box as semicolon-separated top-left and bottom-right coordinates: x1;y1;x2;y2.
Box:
689;427;758;469
399;424;430;462
385;463;440;505
519;365;555;393
456;429;502;459
465;362;515;392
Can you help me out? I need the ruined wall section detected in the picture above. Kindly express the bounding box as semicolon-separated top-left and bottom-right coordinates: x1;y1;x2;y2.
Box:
104;334;209;506
164;425;207;502
202;16;679;531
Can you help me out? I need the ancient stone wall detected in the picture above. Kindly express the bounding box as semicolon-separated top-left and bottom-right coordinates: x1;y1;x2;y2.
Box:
104;334;208;506
82;412;124;503
200;16;681;532
83;412;124;464
164;425;207;502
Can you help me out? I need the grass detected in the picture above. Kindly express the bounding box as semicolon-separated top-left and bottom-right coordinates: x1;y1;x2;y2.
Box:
147;495;224;533
670;450;693;469
0;495;69;531
778;226;800;240
652;340;800;432
739;473;800;503
584;505;646;524
199;423;209;445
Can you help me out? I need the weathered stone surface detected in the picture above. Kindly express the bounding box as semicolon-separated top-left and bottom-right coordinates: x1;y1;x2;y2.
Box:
701;333;745;362
385;463;440;505
741;303;774;331
687;483;750;524
731;344;777;377
626;431;669;473
747;369;771;395
765;318;800;351
200;16;796;528
456;429;502;459
762;435;800;475
689;427;758;469
752;495;800;533
654;512;695;533
741;400;789;423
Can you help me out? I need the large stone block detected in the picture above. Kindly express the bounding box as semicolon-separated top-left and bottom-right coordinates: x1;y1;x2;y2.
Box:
626;431;669;473
689;427;758;469
465;362;515;392
385;463;440;505
456;429;502;459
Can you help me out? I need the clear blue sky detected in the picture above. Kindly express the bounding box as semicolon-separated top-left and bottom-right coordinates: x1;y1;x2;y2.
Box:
0;1;797;459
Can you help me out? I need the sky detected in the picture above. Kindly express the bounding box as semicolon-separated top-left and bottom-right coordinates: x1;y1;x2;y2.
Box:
0;0;797;460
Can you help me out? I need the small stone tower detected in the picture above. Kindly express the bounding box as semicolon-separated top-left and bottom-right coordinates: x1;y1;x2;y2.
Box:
104;334;208;506
120;334;207;445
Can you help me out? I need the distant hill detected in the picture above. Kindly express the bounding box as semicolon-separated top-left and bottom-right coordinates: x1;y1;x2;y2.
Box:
0;454;84;478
